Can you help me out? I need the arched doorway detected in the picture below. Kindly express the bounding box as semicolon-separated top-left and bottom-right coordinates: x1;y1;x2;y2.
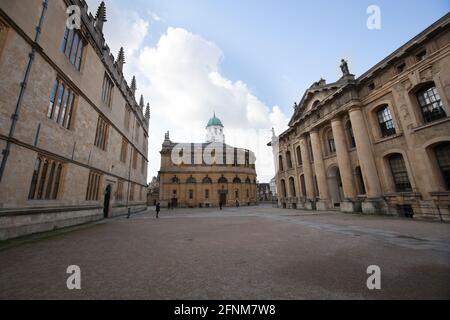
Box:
103;185;112;218
327;166;344;207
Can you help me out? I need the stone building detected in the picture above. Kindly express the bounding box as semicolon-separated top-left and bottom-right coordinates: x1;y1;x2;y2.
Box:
257;183;273;202
0;0;149;240
159;115;257;208
272;14;450;220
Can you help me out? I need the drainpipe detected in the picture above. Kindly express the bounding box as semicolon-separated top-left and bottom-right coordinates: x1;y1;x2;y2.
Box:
0;0;49;183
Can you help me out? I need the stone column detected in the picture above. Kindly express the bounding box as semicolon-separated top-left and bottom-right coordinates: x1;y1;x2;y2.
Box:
310;130;330;210
299;136;315;209
348;107;384;214
331;117;359;213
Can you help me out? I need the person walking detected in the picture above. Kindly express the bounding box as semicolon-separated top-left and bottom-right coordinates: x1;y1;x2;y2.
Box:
219;201;223;210
156;202;161;219
235;199;240;208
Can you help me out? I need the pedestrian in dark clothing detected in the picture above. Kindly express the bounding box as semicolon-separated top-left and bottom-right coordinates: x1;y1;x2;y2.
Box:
219;201;223;210
235;199;240;208
156;203;161;219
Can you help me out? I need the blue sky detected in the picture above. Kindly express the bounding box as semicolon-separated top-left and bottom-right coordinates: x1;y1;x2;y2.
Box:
98;0;449;109
86;0;449;182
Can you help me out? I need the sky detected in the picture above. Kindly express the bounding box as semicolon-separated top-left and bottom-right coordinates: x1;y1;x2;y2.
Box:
85;0;449;183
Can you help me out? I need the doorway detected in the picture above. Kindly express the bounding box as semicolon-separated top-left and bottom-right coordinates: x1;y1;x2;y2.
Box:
219;191;227;206
103;185;111;218
327;166;344;207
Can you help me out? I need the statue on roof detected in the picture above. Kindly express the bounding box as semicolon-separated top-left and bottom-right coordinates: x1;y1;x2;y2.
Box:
340;59;350;76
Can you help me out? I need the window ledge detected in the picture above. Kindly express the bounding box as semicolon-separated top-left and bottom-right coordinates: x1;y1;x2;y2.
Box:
412;117;450;133
374;133;403;145
384;192;421;198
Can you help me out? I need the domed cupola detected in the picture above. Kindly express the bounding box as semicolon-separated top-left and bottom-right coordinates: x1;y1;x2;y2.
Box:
206;113;225;143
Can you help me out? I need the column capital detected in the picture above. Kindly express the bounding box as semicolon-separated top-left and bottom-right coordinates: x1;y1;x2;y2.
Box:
348;105;363;114
331;116;344;124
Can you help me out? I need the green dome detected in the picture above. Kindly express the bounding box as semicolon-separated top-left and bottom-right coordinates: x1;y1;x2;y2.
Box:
207;114;224;127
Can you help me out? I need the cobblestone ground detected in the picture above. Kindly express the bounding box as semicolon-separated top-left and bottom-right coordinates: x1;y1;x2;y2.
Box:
0;205;449;300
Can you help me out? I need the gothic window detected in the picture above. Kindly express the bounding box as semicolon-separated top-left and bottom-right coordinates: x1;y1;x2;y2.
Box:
129;183;135;201
124;105;131;130
376;105;396;137
94;116;109;150
47;78;76;129
233;176;242;184
388;154;412;192
86;171;102;201
346;121;356;148
132;148;138;170
61;27;85;70
141;156;145;174
28;156;63;200
101;72;114;107
116;180;124;202
120;138;128;163
416;84;446;123
434;143;450;190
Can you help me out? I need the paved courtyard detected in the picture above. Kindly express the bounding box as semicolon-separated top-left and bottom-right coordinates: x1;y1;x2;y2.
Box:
0;204;449;300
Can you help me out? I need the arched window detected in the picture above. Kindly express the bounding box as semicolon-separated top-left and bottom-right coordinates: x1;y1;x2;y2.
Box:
434;142;450;190
289;177;296;197
376;105;396;137
326;129;336;154
280;179;287;198
286;151;293;169
203;176;212;184
346;121;356;148
278;155;284;171
171;176;180;183
355;166;366;195
233;176;242;184
296;146;303;165
416;84;446;123
186;176;197;184
245;177;251;184
388;154;412;192
218;176;228;184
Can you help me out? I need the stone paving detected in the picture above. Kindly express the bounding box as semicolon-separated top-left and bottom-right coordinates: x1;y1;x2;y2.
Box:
0;205;449;300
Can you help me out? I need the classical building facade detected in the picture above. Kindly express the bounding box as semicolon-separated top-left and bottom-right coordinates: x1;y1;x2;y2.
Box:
272;14;450;220
159;115;257;208
0;0;149;240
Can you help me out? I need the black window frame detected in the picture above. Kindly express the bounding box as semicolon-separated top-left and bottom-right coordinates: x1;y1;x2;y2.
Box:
377;105;396;137
416;85;446;123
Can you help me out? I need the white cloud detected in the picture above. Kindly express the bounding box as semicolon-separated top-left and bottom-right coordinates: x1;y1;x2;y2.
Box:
85;2;289;183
